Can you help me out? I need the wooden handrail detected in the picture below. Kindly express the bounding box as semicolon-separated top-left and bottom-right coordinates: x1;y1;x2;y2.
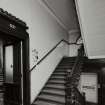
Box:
28;39;82;73
29;40;64;72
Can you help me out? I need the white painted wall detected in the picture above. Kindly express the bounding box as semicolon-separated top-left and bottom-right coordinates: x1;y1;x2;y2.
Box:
75;0;105;59
69;31;81;56
0;0;69;103
69;45;81;56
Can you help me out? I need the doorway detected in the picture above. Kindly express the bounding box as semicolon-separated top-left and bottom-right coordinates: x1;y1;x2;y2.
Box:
0;8;30;105
0;34;28;105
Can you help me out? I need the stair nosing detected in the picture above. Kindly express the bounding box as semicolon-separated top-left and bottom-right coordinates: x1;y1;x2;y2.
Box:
44;86;65;91
37;96;65;105
41;91;65;97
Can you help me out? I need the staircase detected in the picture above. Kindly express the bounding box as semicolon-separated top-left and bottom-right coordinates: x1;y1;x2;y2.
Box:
32;57;76;105
0;72;4;105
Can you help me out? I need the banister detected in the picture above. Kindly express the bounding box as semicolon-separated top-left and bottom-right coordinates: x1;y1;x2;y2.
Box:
28;39;82;73
66;44;84;105
70;44;84;76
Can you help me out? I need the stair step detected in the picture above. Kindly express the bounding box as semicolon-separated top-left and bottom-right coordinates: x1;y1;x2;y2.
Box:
37;94;65;104
50;78;65;81
58;66;73;69
60;61;75;64
51;76;65;80
52;73;66;76
42;88;65;96
48;80;65;84
61;59;75;62
53;72;66;74
46;84;65;90
44;86;65;91
33;99;64;105
59;63;74;67
54;70;66;73
0;77;3;79
0;83;3;85
53;72;67;75
47;81;65;85
62;57;76;60
55;69;71;73
0;79;4;81
57;67;72;69
59;62;74;65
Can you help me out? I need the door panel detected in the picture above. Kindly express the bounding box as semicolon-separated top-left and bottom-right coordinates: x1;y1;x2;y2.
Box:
5;45;13;83
4;83;20;105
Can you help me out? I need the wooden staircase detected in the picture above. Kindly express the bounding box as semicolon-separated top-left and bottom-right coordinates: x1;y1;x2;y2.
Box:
32;57;76;105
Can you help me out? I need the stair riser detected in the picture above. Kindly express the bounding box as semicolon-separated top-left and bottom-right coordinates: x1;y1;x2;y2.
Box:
37;97;65;105
44;87;65;91
40;92;65;97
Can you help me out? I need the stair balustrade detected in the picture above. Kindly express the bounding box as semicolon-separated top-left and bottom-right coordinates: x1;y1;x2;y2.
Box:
66;45;85;105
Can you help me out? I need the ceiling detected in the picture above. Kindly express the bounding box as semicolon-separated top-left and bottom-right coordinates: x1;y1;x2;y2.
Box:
42;0;80;32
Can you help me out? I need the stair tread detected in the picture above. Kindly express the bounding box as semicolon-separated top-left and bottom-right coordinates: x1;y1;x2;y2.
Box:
56;67;72;69
50;76;65;79
58;65;74;68
53;72;66;74
48;80;65;84
55;68;67;70
38;94;65;104
60;61;75;64
52;73;66;76
47;81;65;85
52;74;66;77
46;84;65;89
34;99;64;105
59;63;74;65
54;70;66;73
42;88;65;96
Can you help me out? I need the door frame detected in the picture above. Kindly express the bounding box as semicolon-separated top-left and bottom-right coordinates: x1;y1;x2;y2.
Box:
0;9;30;105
